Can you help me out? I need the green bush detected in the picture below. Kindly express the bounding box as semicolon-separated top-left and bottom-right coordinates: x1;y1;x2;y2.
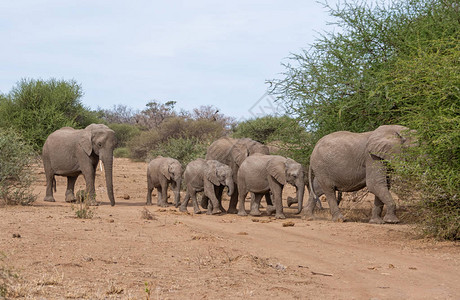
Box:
148;137;208;167
0;78;100;150
127;130;161;161
269;0;459;239
0;129;36;205
108;123;141;147
113;147;131;158
233;115;310;164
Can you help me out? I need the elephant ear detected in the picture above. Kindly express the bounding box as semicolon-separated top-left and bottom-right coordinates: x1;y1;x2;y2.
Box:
78;130;93;156
161;161;171;180
231;143;249;166
367;125;408;160
205;161;220;186
267;157;287;185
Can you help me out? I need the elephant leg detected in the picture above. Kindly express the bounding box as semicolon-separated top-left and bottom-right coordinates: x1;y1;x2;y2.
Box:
215;185;226;213
190;191;202;214
323;188;344;222
146;181;154;205
159;184;169;207
204;181;222;215
179;191;190;212
302;191;317;220
82;166;97;206
265;192;276;215
237;188;248;216
268;178;285;219
249;193;263;216
65;176;78;203
227;185;239;214
156;186;163;206
369;196;385;224
367;160;399;224
44;173;56;202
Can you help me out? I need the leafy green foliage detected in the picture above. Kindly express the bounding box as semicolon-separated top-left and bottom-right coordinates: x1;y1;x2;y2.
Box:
0;78;100;150
233;115;311;164
128;116;225;161
0;129;36;205
149;137;208;167
108;123;140;148
269;0;459;239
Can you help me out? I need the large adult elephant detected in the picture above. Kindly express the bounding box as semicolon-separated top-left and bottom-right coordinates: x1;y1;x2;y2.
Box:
42;124;117;206
146;156;183;207
237;154;305;219
180;159;234;215
205;137;270;213
304;125;417;224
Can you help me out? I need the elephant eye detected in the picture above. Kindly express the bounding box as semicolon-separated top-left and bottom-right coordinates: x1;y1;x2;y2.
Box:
98;142;102;147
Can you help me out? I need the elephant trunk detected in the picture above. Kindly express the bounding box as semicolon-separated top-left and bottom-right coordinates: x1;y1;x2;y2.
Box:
296;183;305;214
101;153;115;206
226;177;234;196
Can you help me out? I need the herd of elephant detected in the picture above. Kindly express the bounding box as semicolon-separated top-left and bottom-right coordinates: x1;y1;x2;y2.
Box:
42;124;417;224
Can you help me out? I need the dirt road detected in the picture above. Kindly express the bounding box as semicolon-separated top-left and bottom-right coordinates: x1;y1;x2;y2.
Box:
1;158;458;299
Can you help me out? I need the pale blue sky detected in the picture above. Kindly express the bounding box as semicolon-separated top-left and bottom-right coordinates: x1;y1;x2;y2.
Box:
0;0;338;120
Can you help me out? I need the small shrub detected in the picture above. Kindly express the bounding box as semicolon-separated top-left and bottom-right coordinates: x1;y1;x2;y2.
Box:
148;137;208;166
108;123;140;147
72;190;95;219
0;129;36;205
113;147;130;158
127;130;161;161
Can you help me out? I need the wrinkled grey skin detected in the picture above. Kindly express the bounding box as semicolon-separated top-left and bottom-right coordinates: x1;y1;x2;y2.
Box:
180;159;234;215
205;137;271;213
304;125;417;224
237;154;305;219
146;156;183;207
42;124;117;206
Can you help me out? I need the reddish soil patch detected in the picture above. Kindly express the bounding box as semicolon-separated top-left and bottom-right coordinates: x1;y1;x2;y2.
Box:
1;158;459;299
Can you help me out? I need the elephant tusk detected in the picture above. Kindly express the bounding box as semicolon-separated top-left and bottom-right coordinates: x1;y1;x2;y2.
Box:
99;161;103;172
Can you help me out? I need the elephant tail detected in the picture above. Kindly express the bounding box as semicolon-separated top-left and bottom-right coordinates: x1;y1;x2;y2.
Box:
52;176;56;192
308;164;317;200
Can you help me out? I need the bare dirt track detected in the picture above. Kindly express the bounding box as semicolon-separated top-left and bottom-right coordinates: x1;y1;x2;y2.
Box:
1;158;459;299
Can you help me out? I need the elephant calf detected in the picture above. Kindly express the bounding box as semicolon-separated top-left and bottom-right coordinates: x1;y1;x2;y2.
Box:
180;159;234;215
237;154;305;219
146;156;183;207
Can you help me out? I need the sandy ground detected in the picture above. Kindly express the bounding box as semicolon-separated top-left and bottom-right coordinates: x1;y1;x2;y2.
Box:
1;158;459;299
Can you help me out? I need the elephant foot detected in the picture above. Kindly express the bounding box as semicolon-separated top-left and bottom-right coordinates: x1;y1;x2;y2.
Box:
302;212;315;221
249;209;262;216
219;206;227;213
158;202;169;208
211;208;222;215
193;209;202;214
43;196;55;202
146;201;153;206
179;206;188;213
237;210;248;216
227;207;238;214
332;213;345;222
369;217;385;224
383;214;400;224
287;197;297;207
275;213;286;219
265;205;276;216
65;195;77;203
174;202;181;208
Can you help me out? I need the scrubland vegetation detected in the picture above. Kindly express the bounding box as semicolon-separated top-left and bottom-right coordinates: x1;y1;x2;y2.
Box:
0;0;458;239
